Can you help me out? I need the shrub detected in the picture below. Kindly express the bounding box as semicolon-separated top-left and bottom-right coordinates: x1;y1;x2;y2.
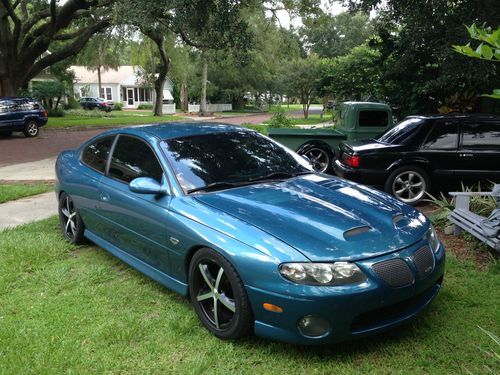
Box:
47;108;65;117
113;102;123;111
65;109;115;118
137;103;153;110
267;107;294;128
63;97;79;110
241;123;268;135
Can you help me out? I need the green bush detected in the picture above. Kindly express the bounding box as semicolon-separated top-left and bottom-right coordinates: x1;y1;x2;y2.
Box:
137;103;153;110
63;97;79;110
65;109;115;118
241;123;268;135
267;107;295;128
113;102;123;111
47;108;65;117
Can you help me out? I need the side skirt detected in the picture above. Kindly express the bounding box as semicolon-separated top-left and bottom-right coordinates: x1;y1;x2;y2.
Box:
84;229;188;296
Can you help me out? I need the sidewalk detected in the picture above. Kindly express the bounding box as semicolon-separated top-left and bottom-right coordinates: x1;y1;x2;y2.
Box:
0;192;57;231
0;157;56;182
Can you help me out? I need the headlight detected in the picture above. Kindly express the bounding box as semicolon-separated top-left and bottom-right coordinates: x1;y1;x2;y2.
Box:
428;224;440;253
279;262;366;285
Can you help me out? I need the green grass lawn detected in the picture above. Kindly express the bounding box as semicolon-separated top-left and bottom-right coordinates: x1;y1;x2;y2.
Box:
0;183;53;203
1;217;498;373
46;110;185;129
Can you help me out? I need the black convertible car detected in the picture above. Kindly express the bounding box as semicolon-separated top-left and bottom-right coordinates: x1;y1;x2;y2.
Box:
334;114;500;204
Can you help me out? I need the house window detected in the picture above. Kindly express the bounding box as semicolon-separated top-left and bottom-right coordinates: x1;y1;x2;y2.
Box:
99;87;112;101
139;88;145;102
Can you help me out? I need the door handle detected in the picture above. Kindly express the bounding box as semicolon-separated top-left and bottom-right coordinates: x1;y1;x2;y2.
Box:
99;191;110;202
459;153;474;159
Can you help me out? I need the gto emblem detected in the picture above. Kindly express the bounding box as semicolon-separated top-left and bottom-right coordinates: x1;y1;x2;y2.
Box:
169;237;180;245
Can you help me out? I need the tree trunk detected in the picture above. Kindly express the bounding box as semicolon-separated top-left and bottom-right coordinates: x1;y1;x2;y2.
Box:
0;76;16;97
97;66;102;98
200;51;208;115
180;81;188;112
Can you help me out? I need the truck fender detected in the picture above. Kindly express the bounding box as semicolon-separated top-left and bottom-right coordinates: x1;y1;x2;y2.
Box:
296;140;334;155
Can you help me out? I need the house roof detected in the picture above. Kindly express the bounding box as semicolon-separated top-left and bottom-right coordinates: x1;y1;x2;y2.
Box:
70;65;173;88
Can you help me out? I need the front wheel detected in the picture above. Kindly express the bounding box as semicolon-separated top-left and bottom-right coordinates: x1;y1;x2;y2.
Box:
24;121;39;137
384;166;430;205
189;248;253;340
298;144;334;173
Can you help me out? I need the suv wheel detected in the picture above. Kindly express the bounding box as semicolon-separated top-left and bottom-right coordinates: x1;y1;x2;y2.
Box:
24;121;39;137
384;166;430;205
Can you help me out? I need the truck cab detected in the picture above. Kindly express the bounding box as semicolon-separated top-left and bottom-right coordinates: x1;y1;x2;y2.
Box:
268;101;394;173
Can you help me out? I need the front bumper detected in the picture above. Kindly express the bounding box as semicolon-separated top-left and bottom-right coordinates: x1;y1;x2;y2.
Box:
247;239;445;345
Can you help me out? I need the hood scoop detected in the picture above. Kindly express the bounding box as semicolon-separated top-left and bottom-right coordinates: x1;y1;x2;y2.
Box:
343;225;372;240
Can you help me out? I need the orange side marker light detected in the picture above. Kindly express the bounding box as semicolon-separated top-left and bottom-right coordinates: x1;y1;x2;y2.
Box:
263;303;283;313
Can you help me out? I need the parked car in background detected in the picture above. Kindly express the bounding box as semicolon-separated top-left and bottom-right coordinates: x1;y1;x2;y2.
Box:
268;102;394;173
56;123;445;344
334;114;500;205
79;97;113;112
0;97;48;137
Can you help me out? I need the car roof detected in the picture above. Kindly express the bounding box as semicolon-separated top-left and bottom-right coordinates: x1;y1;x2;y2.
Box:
101;122;252;140
406;113;500;121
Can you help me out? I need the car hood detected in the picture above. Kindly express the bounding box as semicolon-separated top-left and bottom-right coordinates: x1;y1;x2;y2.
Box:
194;175;429;261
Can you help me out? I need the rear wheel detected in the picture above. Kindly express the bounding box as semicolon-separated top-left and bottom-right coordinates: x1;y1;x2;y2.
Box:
384;166;430;205
298;144;334;173
189;248;253;340
58;192;86;244
23;121;39;137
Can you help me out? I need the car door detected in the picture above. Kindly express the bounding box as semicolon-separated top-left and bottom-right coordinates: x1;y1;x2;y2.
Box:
96;134;172;274
418;119;460;185
458;119;500;183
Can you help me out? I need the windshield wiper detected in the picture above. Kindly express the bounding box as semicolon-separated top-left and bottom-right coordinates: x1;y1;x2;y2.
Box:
187;181;250;194
248;171;312;182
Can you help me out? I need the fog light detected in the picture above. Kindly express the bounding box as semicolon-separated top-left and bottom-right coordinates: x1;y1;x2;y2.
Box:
297;315;331;338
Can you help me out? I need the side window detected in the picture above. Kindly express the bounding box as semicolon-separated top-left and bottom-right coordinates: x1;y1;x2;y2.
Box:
81;136;114;173
108;136;163;184
422;121;458;150
358;110;389;127
0;100;12;113
461;122;500;150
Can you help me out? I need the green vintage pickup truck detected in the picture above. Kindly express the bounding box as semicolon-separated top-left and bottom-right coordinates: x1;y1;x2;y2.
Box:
268;102;394;173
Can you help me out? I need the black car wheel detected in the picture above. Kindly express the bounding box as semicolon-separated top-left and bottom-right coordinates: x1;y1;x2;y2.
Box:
58;192;86;244
23;121;39;137
189;248;253;340
384;166;430;205
298;144;334;173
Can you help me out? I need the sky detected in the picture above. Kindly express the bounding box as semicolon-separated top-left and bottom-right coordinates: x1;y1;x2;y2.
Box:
275;0;348;28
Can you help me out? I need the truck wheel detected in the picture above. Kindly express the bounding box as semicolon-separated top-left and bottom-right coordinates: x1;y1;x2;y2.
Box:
24;121;39;137
298;144;334;174
384;166;430;205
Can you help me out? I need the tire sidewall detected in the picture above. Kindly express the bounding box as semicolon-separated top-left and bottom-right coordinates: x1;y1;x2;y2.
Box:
384;165;430;205
189;248;253;340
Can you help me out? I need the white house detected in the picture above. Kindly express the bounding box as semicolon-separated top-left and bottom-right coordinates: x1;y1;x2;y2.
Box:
71;65;175;110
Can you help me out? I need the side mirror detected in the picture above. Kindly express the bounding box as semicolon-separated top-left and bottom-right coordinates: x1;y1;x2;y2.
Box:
129;177;168;195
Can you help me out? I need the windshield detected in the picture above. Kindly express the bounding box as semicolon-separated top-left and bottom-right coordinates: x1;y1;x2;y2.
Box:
161;130;313;193
375;117;425;145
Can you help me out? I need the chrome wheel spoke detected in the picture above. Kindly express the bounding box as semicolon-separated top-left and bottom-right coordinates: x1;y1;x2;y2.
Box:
198;264;215;290
395;187;407;194
213;298;220;329
218;294;236;312
214;267;224;291
196;291;214;302
61;208;71;218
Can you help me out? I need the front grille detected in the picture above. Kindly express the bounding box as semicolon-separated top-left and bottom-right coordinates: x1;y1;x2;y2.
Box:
351;279;442;332
372;258;414;288
413;246;435;279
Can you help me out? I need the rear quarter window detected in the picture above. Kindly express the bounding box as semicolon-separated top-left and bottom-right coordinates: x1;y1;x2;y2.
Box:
461;121;500;150
81;136;114;173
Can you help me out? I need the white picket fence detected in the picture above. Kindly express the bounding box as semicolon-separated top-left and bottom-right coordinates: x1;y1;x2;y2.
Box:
188;103;233;112
162;103;176;114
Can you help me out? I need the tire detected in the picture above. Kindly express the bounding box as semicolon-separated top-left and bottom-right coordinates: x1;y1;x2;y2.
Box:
189;248;253;340
23;120;39;137
58;192;86;244
384;166;430;205
298;144;334;174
